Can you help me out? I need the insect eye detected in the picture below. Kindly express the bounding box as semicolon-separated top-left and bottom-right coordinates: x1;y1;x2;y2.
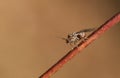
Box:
77;35;81;39
68;35;70;38
66;40;69;43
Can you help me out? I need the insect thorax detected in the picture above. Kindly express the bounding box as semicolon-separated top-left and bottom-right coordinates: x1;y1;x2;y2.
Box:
66;32;86;44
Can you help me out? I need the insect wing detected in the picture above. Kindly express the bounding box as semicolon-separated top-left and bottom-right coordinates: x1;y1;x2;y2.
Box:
76;28;95;34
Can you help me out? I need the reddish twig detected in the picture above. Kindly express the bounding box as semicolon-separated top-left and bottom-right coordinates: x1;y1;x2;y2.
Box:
39;12;120;78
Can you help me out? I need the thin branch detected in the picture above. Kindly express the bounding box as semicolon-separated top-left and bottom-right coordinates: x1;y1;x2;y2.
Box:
39;12;120;78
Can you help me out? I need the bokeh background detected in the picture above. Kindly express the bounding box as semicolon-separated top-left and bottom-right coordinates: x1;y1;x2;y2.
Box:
0;0;120;78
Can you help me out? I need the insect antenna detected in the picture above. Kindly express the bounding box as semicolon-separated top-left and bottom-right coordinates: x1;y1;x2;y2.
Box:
56;37;68;43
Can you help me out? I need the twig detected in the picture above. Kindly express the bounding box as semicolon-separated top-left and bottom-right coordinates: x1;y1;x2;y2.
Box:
39;12;120;78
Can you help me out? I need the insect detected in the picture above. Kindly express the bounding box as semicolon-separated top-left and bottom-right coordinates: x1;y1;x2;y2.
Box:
62;28;95;45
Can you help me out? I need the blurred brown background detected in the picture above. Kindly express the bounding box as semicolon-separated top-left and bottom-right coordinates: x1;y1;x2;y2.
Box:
0;0;120;78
